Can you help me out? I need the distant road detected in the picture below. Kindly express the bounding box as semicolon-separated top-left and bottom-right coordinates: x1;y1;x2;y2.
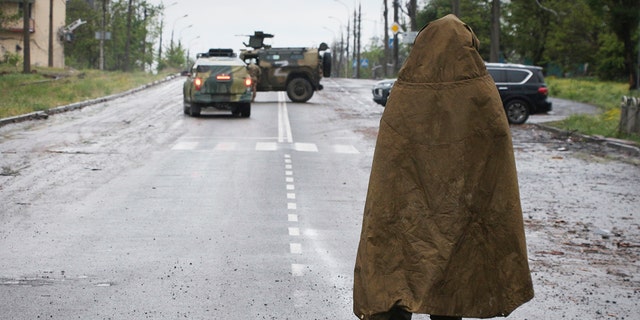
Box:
528;97;600;124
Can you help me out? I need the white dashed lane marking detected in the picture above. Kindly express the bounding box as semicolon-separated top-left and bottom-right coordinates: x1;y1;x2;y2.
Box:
171;141;199;150
284;153;305;276
170;141;360;154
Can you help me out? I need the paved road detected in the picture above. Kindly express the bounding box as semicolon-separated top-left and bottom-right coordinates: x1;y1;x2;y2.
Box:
0;78;638;319
527;97;600;124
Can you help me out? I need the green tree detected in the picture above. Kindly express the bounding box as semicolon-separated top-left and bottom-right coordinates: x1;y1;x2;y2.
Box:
543;1;600;76
416;0;494;60
65;0;160;71
587;0;640;89
160;40;186;71
503;0;556;65
65;0;101;69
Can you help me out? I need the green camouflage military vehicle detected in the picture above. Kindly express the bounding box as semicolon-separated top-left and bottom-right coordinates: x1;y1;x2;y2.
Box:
183;48;253;117
239;31;331;103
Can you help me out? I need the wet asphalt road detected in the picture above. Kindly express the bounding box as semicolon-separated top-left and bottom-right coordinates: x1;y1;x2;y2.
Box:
0;78;638;319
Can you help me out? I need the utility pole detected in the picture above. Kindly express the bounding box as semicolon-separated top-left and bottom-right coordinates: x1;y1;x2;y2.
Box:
100;0;106;70
356;3;361;79
393;0;399;73
22;0;31;73
141;7;147;71
408;0;417;31
383;0;388;78
489;0;500;62
345;19;350;77
48;0;53;67
452;0;460;17
352;8;357;78
124;0;133;71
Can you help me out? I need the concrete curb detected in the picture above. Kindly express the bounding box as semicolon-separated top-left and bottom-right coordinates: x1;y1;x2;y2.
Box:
533;123;640;157
0;74;179;128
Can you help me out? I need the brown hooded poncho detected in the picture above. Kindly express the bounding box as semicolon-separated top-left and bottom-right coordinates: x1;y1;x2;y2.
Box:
353;15;533;319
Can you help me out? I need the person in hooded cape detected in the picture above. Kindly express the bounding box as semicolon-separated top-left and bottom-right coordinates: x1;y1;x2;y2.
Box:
353;14;534;320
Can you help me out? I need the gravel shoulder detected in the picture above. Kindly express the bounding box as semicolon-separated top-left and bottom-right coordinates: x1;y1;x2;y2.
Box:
508;124;639;319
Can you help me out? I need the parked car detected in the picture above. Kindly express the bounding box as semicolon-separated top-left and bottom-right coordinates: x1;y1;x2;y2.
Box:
486;62;552;124
370;63;552;124
183;48;253;117
372;78;396;106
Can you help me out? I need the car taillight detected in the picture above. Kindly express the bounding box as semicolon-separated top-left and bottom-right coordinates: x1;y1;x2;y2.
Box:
216;74;231;81
194;77;203;91
244;77;252;87
538;87;549;95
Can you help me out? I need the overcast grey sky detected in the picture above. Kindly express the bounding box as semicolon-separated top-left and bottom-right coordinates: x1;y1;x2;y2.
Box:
149;0;391;56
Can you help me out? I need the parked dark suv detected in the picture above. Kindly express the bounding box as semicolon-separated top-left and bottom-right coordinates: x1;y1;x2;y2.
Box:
371;63;552;124
486;62;552;124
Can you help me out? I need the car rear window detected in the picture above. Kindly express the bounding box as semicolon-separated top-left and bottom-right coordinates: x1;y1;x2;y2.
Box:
506;70;531;83
488;69;506;83
532;69;546;83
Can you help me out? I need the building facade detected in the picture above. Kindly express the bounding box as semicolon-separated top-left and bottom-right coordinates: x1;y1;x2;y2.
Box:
0;0;66;68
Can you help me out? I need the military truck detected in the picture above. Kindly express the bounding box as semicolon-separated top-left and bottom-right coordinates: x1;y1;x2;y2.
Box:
183;48;252;117
239;31;331;103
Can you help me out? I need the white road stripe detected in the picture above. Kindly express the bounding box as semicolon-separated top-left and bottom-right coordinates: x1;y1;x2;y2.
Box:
291;264;305;276
278;92;293;143
287;193;296;199
290;243;302;254
294;142;318;152
288;227;300;236
333;144;360;154
171;141;199;150
288;203;297;210
256;142;278;151
288;214;298;222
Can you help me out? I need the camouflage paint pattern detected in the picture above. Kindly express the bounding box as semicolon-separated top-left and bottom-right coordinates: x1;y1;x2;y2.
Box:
184;57;252;107
240;47;322;92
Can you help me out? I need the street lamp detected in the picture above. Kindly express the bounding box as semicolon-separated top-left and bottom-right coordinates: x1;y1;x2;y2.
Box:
170;14;188;50
157;1;177;61
185;36;201;69
332;0;351;77
328;16;345;77
178;24;193;46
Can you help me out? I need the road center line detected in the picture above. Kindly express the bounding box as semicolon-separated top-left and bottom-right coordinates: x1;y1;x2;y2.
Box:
278;91;293;143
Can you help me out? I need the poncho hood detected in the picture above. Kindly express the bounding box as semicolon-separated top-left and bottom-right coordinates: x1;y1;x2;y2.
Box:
353;14;533;319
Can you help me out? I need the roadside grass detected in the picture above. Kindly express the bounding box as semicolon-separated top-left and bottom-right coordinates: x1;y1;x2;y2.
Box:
0;66;171;119
546;77;640;144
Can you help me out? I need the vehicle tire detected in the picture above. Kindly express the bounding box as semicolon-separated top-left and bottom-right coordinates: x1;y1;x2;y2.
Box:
504;99;530;124
189;103;201;117
286;77;313;103
233;103;251;118
183;101;189;115
240;103;251;118
322;52;332;77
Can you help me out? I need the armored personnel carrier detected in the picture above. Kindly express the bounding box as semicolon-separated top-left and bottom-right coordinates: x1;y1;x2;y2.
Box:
239;31;331;103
